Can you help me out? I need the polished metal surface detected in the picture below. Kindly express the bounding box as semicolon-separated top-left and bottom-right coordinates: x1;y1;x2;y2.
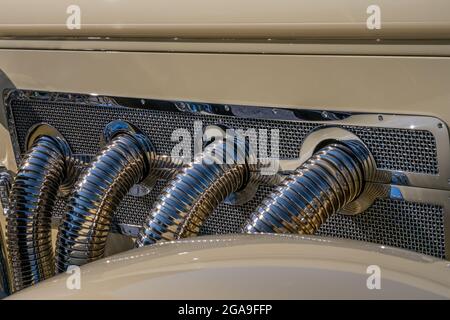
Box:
297;127;387;215
56;120;155;272
3;89;450;258
318;186;448;258
146;155;184;181
136;134;250;246
57;153;184;196
103;185;449;259
6;124;72;291
58;155;91;197
244;140;375;234
4;89;449;190
0;169;12;216
0;168;13;296
0;218;10;298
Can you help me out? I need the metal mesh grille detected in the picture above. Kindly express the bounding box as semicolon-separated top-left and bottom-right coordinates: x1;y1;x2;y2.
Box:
7;97;445;258
51;185;446;258
317;199;445;259
10;100;438;174
343;126;438;175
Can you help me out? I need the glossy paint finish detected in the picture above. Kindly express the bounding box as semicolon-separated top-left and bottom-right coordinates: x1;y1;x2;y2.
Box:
8;234;450;299
3;40;450;57
0;0;450;39
1;51;450;128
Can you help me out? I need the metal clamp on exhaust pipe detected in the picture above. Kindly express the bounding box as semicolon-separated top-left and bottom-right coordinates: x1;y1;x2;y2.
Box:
136;126;254;247
56;120;156;272
6;124;73;292
243;129;376;235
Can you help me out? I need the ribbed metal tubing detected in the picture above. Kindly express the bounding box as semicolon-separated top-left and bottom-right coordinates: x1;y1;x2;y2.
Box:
0;219;10;298
136;139;249;247
151;155;184;180
243;141;375;234
6;135;70;291
56;132;152;272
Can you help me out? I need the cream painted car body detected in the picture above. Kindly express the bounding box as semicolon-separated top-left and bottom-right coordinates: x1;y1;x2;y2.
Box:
8;234;450;300
1;0;450;299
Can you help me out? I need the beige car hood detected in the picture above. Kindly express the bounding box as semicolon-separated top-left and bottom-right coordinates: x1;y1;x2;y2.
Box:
8;234;450;300
0;0;450;39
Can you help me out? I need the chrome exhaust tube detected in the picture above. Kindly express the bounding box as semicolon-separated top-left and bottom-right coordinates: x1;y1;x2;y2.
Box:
0;219;10;298
151;155;185;180
56;120;155;272
6;125;72;291
243;140;375;234
136;137;250;246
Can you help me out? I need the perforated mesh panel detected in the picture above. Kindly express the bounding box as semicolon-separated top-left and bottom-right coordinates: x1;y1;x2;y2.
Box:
7;97;445;258
51;184;446;258
317;199;445;258
10;100;438;174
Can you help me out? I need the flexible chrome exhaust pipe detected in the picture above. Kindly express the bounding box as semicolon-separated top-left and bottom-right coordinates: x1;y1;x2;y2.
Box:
56;120;155;272
6;124;72;291
243;140;375;234
136;135;251;247
0;219;10;297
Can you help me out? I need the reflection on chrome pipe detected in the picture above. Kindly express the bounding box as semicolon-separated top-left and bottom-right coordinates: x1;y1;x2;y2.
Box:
151;155;184;180
6;125;72;292
243;140;375;234
56;120;155;273
140;155;185;190
0;219;10;298
136;138;250;247
57;155;91;197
